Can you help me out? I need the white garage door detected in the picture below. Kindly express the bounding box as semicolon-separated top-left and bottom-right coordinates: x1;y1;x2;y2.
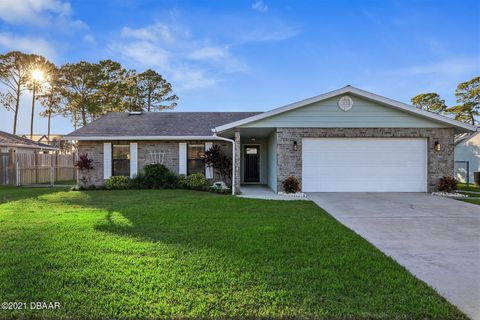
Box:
302;138;427;192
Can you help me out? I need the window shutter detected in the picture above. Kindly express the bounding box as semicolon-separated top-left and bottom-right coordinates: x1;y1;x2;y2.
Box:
103;142;112;179
179;143;187;175
205;142;213;179
130;142;138;178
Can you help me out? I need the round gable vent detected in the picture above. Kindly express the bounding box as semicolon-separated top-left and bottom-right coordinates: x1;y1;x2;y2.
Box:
338;96;354;111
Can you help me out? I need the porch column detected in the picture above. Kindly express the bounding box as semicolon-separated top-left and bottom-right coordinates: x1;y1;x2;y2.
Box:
234;129;241;194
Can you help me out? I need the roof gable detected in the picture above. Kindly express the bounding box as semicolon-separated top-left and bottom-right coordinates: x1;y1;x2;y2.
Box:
239;94;447;129
214;86;477;132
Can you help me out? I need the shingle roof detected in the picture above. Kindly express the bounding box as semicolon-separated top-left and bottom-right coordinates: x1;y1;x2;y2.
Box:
64;112;262;138
0;131;59;150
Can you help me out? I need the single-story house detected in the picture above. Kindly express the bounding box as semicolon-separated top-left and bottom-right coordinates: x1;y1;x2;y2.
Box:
64;86;477;194
0;130;59;154
454;132;480;183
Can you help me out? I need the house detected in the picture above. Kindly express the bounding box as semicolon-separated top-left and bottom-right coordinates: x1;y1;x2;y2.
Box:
454;132;480;183
64;86;476;194
20;134;75;154
0;131;59;154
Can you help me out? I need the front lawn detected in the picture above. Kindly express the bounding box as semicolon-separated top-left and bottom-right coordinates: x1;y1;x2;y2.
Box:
457;182;480;192
456;183;480;205
0;187;466;319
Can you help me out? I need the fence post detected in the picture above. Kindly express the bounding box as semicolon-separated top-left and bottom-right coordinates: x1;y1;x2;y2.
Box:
16;161;20;187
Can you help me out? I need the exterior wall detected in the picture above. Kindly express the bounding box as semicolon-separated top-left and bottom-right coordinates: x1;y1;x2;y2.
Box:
240;95;447;128
267;131;277;192
78;140;233;186
454;133;480;183
276;128;455;192
240;137;268;185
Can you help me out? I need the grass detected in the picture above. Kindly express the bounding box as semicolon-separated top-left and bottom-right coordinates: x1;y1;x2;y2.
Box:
456;183;480;205
0;187;466;319
457;182;480;193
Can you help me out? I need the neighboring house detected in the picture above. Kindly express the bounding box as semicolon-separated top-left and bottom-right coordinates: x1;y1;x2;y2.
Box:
0;131;59;154
454;132;480;183
20;134;75;154
64;86;476;194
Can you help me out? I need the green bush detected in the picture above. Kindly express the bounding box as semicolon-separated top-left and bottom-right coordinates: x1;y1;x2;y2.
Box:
143;164;171;188
164;171;179;189
178;174;187;189
186;173;210;190
130;172;148;189
105;176;131;190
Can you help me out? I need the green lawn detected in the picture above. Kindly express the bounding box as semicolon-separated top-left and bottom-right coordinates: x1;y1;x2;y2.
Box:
0;187;466;319
457;182;480;193
457;183;480;205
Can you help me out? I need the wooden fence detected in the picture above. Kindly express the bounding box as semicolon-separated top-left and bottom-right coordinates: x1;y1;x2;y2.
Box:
0;151;77;186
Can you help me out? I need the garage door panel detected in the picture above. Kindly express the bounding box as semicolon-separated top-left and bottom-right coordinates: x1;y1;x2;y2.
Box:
301;138;427;192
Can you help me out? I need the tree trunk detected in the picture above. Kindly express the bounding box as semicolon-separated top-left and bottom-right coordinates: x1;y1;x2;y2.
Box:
47;112;51;141
12;88;20;135
81;106;87;126
30;84;36;139
147;91;151;112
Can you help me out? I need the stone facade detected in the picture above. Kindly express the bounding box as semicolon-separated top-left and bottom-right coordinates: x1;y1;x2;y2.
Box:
275;128;455;192
77;140;233;186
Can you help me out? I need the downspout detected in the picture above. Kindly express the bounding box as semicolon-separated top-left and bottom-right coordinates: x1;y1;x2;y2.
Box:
212;131;236;196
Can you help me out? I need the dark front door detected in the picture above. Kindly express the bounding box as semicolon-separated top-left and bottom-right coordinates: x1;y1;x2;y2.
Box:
244;146;260;183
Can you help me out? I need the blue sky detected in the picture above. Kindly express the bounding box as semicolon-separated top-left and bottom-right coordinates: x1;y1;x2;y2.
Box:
0;0;479;134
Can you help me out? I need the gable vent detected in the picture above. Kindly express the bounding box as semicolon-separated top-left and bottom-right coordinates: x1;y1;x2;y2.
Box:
128;111;143;115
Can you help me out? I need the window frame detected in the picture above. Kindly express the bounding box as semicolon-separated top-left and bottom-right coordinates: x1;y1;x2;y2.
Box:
187;143;205;176
111;143;130;177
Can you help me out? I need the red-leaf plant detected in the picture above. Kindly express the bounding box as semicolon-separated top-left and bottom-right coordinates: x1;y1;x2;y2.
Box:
75;153;94;187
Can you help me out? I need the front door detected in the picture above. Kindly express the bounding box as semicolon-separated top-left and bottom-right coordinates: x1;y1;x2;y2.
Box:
244;146;260;183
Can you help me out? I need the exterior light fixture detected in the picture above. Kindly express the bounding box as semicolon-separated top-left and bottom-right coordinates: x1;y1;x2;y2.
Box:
434;141;441;151
250;137;256;142
293;140;298;151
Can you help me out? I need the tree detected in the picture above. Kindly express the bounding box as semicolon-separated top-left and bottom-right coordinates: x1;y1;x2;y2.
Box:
96;60;131;113
36;65;62;140
203;145;232;185
26;55;57;139
0;51;35;134
411;93;447;114
447;76;480;125
135;69;178;112
58;62;101;127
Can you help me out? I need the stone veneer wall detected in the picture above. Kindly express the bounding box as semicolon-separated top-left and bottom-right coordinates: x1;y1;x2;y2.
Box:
276;128;455;192
77;140;233;186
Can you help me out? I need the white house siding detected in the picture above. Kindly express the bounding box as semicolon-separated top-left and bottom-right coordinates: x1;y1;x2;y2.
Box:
455;133;480;183
239;95;447;129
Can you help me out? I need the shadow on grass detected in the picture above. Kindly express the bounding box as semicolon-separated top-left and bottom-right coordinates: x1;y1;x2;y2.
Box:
0;186;69;204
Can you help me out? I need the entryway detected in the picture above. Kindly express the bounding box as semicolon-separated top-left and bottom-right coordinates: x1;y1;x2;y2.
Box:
244;146;260;183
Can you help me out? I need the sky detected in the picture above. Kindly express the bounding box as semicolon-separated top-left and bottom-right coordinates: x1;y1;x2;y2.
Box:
0;0;479;135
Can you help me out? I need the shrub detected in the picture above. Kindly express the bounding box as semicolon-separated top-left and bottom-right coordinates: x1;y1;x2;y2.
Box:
437;176;458;193
282;176;300;194
186;173;210;190
105;176;131;190
143;164;170;188
130;172;148;189
178;174;187;189
164;171;179;189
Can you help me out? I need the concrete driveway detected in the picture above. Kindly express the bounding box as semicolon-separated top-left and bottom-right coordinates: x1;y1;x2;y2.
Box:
307;193;480;320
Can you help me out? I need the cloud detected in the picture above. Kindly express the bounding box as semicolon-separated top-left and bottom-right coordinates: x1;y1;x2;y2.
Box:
0;32;56;59
391;57;480;78
0;0;86;29
252;1;268;13
83;34;96;45
111;22;242;90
